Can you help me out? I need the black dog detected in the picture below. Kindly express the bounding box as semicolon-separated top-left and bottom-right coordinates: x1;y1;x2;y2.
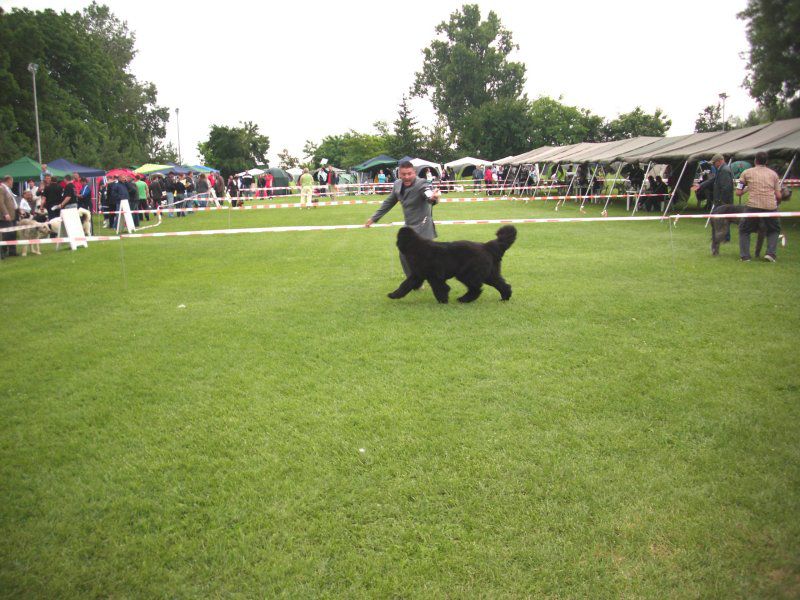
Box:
388;225;517;303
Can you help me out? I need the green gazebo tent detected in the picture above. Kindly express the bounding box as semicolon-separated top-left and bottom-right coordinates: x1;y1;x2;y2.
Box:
0;156;69;182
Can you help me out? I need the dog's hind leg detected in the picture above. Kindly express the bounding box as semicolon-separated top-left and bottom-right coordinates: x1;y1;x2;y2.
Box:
427;278;450;303
388;275;424;299
486;273;512;301
457;285;483;303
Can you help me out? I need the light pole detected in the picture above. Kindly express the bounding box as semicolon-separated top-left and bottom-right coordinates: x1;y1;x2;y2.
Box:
175;107;182;164
718;92;728;132
27;63;43;178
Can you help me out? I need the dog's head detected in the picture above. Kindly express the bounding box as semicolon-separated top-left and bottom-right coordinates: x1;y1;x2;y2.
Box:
780;186;793;202
396;227;420;253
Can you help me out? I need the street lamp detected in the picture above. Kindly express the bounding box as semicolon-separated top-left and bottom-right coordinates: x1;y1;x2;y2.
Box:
718;92;728;132
27;63;43;177
175;107;182;164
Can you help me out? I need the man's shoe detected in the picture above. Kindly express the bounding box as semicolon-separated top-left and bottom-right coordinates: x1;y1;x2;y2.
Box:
741;257;751;262
764;254;776;262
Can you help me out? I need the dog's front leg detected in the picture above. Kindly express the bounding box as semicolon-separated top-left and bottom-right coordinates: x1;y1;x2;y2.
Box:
388;275;424;299
428;278;450;303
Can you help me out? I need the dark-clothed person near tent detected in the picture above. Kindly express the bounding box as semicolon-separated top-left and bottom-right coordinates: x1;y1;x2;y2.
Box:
364;160;441;278
42;174;63;220
693;154;733;210
107;175;129;230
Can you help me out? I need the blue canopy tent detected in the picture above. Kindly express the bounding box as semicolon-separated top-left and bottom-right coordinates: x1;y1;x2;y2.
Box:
47;158;105;178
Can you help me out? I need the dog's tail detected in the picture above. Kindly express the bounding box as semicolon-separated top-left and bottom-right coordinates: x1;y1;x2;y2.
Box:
485;225;517;260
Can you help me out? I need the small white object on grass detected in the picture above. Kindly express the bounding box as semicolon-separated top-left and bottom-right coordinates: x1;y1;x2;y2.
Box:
177;304;186;309
358;448;366;454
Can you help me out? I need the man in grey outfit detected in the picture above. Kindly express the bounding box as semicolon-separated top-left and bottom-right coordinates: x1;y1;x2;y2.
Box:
693;153;734;210
365;160;441;277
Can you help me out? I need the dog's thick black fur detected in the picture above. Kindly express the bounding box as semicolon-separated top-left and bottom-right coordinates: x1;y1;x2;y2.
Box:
388;225;517;303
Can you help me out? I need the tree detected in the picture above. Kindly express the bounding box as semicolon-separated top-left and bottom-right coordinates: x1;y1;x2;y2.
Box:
422;117;457;164
277;148;299;170
459;97;536;159
603;107;671;140
527;96;595;147
411;4;526;141
311;130;389;169
197;121;270;178
0;3;170;166
694;104;723;133
388;95;423;159
738;0;800;117
302;140;319;167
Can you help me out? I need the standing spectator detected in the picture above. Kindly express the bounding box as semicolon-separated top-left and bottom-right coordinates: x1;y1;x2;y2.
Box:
42;174;63;220
472;165;484;192
195;173;210;207
241;172;253;198
264;170;274;198
110;174;130;229
227;175;239;205
425;168;434;183
59;174;78;211
327;166;338;199
164;172;176;218
317;167;328;197
78;178;92;210
439;168;449;192
736;151;783;262
182;173;194;213
377;169;387;185
149;174;165;215
134;175;150;222
213;172;226;201
174;174;187;217
299;167;315;209
0;175;18;258
484;166;494;196
123;175;141;227
692;154;733;210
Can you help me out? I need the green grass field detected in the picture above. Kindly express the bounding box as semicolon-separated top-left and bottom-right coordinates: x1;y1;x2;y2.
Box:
2;194;799;598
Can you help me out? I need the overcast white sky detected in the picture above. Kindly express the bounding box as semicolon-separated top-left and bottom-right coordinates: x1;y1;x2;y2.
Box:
8;0;757;165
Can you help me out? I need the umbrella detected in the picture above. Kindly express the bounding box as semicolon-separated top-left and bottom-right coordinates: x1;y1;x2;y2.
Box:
188;164;219;173
134;163;173;175
730;160;752;179
106;168;136;178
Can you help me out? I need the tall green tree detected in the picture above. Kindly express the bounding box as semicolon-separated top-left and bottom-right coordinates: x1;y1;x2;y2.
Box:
388;96;423;159
422;117;457;164
694;104;724;132
459;97;536;159
738;0;800;117
0;3;169;166
312;130;389;169
603;107;671;140
527;97;596;147
277;148;299;170
411;4;526;141
197;121;270;178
